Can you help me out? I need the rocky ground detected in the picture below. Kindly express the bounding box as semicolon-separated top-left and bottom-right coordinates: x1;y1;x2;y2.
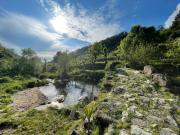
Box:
91;67;180;135
0;67;179;135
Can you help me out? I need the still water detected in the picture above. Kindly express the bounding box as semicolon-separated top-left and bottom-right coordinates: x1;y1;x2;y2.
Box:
39;80;98;106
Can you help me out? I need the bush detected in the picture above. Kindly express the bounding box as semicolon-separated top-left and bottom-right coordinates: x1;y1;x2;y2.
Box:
39;72;57;79
0;77;12;83
80;70;105;83
105;61;121;71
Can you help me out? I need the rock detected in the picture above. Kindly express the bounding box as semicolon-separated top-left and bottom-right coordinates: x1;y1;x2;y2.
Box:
146;115;162;124
48;102;64;110
119;129;129;135
149;109;162;118
131;119;147;128
160;128;177;135
128;98;136;102
69;110;80;120
71;130;79;135
166;115;178;127
84;117;93;130
158;98;165;105
112;86;125;94
152;73;168;87
127;105;137;113
78;96;84;101
35;104;48;110
0;109;3;113
12;88;48;111
56;95;65;103
94;111;116;126
105;124;114;135
141;97;150;104
143;65;155;76
122;111;129;122
131;125;152;135
135;111;143;118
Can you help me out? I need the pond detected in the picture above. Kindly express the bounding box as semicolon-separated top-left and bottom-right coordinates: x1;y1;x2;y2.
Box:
39;79;98;106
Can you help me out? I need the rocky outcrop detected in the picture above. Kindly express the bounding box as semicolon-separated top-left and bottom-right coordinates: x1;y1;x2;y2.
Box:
94;68;179;134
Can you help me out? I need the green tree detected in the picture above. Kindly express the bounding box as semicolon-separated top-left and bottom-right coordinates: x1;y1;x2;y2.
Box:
14;48;42;76
88;42;102;64
53;51;70;78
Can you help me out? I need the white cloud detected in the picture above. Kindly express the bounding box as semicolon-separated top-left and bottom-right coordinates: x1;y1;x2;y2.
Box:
164;3;180;28
40;0;122;43
36;51;57;60
0;10;69;50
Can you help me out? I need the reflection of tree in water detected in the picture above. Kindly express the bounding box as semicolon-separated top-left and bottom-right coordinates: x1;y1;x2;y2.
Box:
54;81;67;96
90;84;94;100
81;82;86;94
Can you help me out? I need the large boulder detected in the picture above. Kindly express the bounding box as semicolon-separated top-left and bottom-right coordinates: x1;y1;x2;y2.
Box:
152;73;168;87
143;65;155;76
131;125;152;135
12;88;48;111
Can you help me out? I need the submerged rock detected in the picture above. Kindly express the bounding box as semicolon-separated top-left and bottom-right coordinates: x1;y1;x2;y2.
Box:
56;95;65;103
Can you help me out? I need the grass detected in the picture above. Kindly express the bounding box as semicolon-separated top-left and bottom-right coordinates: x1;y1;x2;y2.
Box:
0;109;84;135
0;76;48;111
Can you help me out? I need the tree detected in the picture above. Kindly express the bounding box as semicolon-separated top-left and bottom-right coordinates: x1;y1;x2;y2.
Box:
88;42;102;64
117;25;161;66
170;10;180;39
53;51;70;78
166;38;180;64
14;48;42;76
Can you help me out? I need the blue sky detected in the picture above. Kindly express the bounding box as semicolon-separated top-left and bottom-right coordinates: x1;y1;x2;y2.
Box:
0;0;179;59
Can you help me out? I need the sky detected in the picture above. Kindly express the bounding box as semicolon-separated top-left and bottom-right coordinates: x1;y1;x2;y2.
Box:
0;0;179;59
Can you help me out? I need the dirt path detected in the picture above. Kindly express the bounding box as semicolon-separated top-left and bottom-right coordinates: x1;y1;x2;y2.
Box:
12;88;48;111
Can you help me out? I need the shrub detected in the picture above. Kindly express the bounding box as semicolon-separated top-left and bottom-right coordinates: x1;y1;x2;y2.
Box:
0;77;12;83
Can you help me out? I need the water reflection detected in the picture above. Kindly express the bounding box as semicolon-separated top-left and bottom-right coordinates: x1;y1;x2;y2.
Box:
39;80;98;106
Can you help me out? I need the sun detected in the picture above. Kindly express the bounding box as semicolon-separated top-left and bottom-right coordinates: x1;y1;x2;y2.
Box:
50;14;68;34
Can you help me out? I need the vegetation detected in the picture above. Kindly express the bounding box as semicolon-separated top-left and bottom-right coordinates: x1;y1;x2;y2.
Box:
0;9;179;135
